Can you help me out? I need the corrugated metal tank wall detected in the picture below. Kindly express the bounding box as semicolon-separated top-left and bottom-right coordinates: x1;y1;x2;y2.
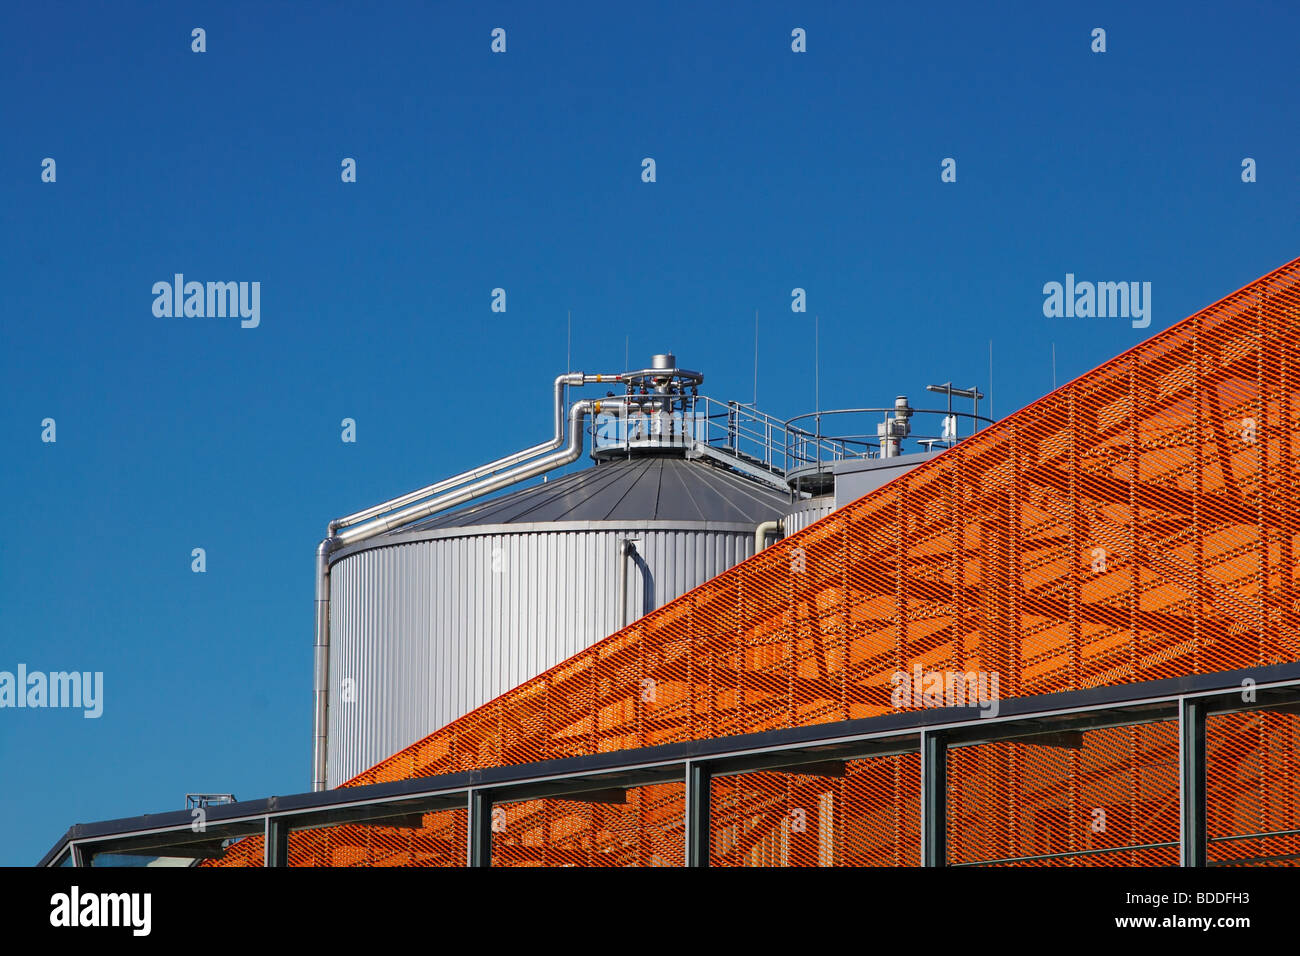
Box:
783;496;835;535
326;522;756;787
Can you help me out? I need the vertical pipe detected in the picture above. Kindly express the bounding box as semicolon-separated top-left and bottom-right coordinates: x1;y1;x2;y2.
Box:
311;538;335;792
617;540;632;629
313;399;599;791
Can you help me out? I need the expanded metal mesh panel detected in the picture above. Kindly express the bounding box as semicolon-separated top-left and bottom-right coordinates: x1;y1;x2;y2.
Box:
1208;710;1300;866
207;809;467;867
710;754;921;867
205;257;1300;866
490;783;684;867
341;260;1299;785
947;723;1180;866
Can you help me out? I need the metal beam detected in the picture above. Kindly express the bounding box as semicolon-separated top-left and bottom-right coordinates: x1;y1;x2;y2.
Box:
710;738;918;778
290;807;435;832
38;664;1300;868
687;442;789;491
1179;696;1207;867
264;818;290;867
483;771;666;804
550;787;628;805
943;702;1177;747
79;824;264;861
951;840;1179;867
467;790;493;868
111;842;226;860
1008;730;1084;750
921;730;947;867
684;762;712;867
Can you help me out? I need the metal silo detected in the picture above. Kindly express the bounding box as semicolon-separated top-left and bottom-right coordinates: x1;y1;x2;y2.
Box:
315;356;794;789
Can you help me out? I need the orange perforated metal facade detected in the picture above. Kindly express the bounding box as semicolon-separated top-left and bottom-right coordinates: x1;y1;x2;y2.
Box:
209;255;1300;866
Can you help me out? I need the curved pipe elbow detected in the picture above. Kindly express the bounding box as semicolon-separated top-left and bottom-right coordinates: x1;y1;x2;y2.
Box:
755;519;783;553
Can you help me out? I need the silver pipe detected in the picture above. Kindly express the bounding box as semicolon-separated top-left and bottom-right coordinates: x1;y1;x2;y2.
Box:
311;398;602;791
310;357;694;790
332;373;598;531
616;539;638;629
336;400;598;544
755;519;783;553
622;365;703;386
311;538;334;793
617;540;627;630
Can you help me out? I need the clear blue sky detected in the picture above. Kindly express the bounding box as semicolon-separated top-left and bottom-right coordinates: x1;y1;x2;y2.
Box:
2;1;1297;865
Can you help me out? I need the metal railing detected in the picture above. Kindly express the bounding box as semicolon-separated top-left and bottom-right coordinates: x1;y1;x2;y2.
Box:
783;406;996;479
590;396;995;489
590;396;792;481
697;398;790;473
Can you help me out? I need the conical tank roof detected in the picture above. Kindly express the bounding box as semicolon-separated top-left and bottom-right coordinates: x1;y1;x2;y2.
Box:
392;455;790;532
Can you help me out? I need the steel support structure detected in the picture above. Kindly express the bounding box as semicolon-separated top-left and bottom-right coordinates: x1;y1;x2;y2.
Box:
264;818;290;868
920;730;947;867
684;761;712;867
43;665;1300;868
1179;696;1208;867
468;790;494;868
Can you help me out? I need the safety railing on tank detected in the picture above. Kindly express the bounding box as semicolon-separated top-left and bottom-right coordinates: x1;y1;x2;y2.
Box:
588;394;994;489
590;395;793;482
697;398;791;471
783;405;996;484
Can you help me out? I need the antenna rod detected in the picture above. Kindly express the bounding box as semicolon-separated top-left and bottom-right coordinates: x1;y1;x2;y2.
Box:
815;315;820;410
988;339;994;420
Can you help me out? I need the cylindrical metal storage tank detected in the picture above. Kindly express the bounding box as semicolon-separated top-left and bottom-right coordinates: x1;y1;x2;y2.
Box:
325;454;790;787
783;495;835;536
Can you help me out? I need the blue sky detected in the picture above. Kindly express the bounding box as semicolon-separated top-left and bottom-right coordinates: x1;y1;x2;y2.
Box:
2;1;1297;865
